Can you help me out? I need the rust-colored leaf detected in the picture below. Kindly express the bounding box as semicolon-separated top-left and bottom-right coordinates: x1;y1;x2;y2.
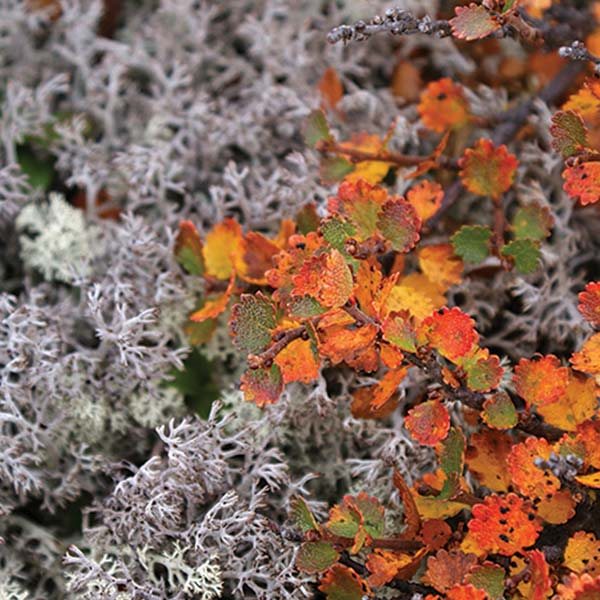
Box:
468;493;541;556
563;162;600;206
418;78;471;133
579;281;600;327
421;307;479;362
404;399;450;447
319;67;344;110
450;4;501;41
571;333;600;375
459;138;518;200
422;549;478;593
507;436;561;499
513;354;569;408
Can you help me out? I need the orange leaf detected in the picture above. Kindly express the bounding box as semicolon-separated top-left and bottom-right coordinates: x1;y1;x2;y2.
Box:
351;367;408;419
419;519;452;551
507;436;561;499
526;549;553;600
404;399;450;446
189;275;235;323
319;565;372;599
418;78;471;133
317;310;379;369
513;354;569;408
292;249;353;308
563;162;600;206
391;60;422;102
421;307;479;362
203;218;244;280
406;180;444;222
274;338;320;385
319;67;343;110
365;550;416;587
329;179;388;240
579;281;600;327
393;469;422;540
422;549;478;593
237;231;280;284
418;244;463;291
556;573;600;600
459;138;518;200
571;332;600;375
575;420;600;469
466;429;513;492
468;493;541;556
536;372;597;431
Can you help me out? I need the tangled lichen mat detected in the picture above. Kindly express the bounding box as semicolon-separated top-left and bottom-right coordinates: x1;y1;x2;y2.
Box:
1;1;600;599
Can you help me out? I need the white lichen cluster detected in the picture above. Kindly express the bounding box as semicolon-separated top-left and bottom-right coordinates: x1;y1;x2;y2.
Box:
16;192;99;283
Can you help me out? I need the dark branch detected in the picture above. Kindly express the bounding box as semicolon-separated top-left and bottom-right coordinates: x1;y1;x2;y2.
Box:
559;40;600;75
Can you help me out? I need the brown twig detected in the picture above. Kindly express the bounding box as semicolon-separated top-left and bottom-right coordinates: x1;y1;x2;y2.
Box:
317;139;457;170
429;60;585;228
559;40;600;75
247;326;306;369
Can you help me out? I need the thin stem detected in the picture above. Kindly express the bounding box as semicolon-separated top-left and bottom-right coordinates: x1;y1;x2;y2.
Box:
318;139;457;170
247;326;306;369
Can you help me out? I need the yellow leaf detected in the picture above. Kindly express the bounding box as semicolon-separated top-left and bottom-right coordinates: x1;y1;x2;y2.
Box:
203;218;244;280
537;372;598;431
575;471;600;488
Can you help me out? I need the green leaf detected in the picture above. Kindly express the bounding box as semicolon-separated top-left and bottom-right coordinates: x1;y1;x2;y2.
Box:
184;318;217;346
511;203;553;242
551;110;589;158
501;239;540;274
440;427;465;479
320;156;354;184
351;493;385;538
167;349;219;419
482;392;518;430
467;564;506;599
16;145;54;191
320;217;356;252
295;203;320;234
240;364;283;406
175;220;205;275
377;198;421;253
290;496;319;533
305;109;333;148
464;353;504;393
288;295;327;319
326;502;360;538
229;292;277;355
451;225;492;263
381;312;417;353
296;541;339;574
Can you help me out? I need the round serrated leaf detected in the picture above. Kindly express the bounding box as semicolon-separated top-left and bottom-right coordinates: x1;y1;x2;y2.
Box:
296;541;339;574
501;239;540;274
482;393;518;430
451;225;492;263
229;293;277;355
377;198;421;253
